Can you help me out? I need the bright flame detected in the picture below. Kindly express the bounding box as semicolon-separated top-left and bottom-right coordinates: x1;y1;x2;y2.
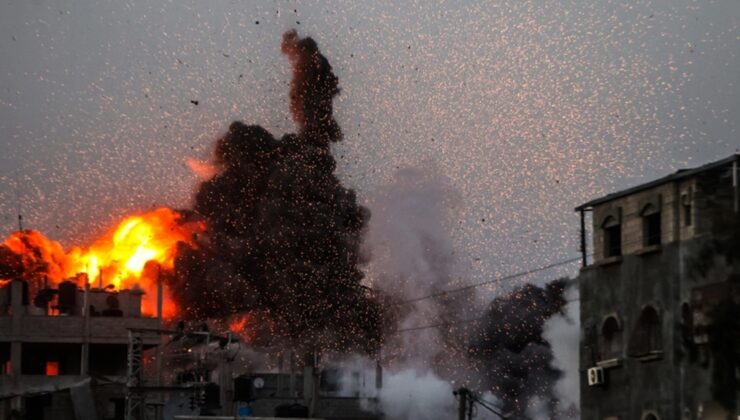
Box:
228;312;255;344
1;208;203;318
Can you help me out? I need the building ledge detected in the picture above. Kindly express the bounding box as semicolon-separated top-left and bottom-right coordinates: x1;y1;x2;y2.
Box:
633;350;664;362
596;358;622;369
635;244;662;256
596;256;623;267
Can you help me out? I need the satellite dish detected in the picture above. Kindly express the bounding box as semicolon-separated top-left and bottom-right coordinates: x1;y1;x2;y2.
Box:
253;377;265;389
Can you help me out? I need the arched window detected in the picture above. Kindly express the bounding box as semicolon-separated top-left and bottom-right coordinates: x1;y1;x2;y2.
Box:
601;316;623;360
629;305;662;357
641;411;660;420
602;215;622;257
641;203;661;246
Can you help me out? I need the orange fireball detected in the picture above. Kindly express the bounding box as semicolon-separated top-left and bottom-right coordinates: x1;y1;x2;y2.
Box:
1;208;203;318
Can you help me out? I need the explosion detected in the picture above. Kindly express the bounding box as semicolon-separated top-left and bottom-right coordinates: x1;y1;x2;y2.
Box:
0;30;383;354
169;30;383;353
0;208;202;318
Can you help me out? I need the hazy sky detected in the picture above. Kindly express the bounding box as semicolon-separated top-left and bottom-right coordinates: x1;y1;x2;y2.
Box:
0;0;738;290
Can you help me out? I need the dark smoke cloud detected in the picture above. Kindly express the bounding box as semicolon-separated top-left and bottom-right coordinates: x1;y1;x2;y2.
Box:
468;279;568;417
170;30;382;354
0;245;23;279
281;30;342;144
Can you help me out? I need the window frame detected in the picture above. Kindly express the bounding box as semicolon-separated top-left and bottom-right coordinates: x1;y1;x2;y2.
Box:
640;203;662;247
600;315;623;361
601;215;622;258
628;305;663;359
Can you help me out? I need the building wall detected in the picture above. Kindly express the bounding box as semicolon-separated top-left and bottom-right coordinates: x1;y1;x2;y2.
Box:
0;280;161;420
579;160;740;420
592;180;697;263
580;242;682;419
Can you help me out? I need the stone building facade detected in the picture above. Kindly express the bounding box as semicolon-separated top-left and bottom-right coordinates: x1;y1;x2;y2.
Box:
576;154;740;420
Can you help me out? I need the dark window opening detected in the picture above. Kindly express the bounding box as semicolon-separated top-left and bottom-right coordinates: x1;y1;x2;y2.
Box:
0;342;9;375
680;302;698;361
21;343;81;375
644;212;661;245
108;398;125;420
629;306;662;357
89;344;127;376
25;394;53;420
681;193;692;227
601;316;623;360
602;216;622;257
641;204;661;246
683;202;692;226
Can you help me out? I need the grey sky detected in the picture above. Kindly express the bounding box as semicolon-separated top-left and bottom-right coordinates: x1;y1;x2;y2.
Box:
0;0;738;290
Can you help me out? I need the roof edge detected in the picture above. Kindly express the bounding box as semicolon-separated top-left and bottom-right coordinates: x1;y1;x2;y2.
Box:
574;153;740;212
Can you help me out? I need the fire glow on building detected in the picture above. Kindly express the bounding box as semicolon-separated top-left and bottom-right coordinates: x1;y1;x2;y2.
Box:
1;208;201;319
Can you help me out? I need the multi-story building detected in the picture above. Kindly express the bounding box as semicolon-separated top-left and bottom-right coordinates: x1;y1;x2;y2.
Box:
0;279;160;420
0;277;380;420
576;154;740;420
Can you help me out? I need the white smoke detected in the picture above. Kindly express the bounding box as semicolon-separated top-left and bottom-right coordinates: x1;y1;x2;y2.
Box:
377;370;458;420
337;360;502;420
362;165;466;370
356;165;580;419
542;285;581;418
358;165;478;419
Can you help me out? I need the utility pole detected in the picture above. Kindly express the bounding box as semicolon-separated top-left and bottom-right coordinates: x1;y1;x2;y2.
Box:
14;172;23;231
579;209;587;267
455;387;469;420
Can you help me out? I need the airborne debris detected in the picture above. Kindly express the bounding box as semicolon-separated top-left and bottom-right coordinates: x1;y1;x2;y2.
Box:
170;30;382;354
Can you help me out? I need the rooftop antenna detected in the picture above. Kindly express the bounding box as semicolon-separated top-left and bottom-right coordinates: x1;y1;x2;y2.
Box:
14;172;23;231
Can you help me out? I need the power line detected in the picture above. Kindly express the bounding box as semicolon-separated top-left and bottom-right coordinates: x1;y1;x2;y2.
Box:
392;298;580;334
391;316;486;335
471;395;509;419
396;256;582;305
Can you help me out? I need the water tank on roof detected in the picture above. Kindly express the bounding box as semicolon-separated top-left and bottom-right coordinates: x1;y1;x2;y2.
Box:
58;281;77;315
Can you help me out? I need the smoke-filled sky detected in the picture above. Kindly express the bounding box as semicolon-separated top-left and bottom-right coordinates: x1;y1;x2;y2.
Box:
0;0;738;290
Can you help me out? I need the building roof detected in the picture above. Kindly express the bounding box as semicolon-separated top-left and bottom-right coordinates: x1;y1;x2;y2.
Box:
575;154;740;211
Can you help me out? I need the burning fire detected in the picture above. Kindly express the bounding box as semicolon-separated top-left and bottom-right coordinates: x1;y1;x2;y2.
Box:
228;312;256;344
1;207;203;318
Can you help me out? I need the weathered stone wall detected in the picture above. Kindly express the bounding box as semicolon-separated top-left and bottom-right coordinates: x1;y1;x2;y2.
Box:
579;160;739;420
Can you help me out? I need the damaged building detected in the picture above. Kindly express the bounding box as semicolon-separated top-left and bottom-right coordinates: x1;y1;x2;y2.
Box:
0;280;160;420
0;277;382;420
576;154;740;419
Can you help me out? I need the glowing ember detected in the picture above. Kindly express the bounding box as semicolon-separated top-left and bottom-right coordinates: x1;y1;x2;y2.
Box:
0;207;202;318
228;312;255;343
186;157;218;181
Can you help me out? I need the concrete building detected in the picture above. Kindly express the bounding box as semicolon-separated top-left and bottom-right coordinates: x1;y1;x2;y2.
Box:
0;279;160;420
162;338;382;420
576;154;740;419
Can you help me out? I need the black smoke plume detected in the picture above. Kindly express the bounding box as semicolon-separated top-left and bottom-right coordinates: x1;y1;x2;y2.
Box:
0;245;23;279
170;30;382;354
468;279;568;417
